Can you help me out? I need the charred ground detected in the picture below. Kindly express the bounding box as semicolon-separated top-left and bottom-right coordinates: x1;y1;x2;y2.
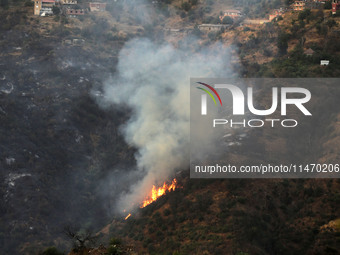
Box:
0;0;340;255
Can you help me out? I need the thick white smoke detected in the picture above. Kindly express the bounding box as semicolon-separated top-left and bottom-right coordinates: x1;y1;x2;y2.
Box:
101;38;235;213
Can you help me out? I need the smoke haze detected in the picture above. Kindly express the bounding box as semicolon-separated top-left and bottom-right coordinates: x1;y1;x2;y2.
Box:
101;38;235;213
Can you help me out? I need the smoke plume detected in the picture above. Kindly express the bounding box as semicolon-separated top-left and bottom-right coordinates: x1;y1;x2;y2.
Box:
101;38;235;213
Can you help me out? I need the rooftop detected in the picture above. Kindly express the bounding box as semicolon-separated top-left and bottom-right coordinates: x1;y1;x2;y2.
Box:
223;10;242;13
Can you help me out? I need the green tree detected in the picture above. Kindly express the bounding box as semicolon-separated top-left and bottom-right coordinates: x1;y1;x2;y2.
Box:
40;247;64;255
24;0;34;7
52;6;60;15
192;24;202;37
326;19;336;28
107;238;123;255
222;16;233;25
285;0;293;6
181;2;191;11
0;0;9;8
324;1;332;9
316;23;328;35
64;226;98;252
315;8;324;19
277;32;289;55
208;31;216;40
299;19;305;28
298;9;311;21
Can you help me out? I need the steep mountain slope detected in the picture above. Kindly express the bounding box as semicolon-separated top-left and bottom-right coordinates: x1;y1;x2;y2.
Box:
0;1;339;255
112;178;340;255
0;2;136;254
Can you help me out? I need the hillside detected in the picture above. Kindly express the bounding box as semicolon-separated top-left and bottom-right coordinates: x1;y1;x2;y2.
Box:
112;178;340;255
0;0;339;255
0;1;136;254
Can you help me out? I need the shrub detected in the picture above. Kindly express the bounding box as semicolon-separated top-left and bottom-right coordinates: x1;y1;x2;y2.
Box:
208;31;216;40
107;246;123;255
164;208;171;216
52;6;60;15
181;2;191;12
0;0;9;8
222;16;233;25
61;16;68;24
40;247;64;255
109;238;122;246
24;0;33;7
277;32;289;55
298;9;311;21
195;192;213;212
324;1;332;9
326;19;336;28
107;238;123;255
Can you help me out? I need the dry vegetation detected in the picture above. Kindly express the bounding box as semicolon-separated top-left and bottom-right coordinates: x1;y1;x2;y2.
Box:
0;1;339;255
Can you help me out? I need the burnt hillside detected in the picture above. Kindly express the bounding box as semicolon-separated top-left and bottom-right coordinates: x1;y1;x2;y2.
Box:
0;0;339;255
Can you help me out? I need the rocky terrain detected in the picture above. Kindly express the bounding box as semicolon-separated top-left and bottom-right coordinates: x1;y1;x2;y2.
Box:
0;0;339;255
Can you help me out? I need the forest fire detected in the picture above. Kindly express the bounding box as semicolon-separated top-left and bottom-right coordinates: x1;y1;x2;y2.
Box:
141;179;177;208
124;179;178;220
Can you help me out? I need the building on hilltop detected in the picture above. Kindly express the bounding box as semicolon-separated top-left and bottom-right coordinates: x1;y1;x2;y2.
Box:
292;1;306;11
61;0;77;4
306;0;324;9
219;10;242;21
243;19;270;25
198;24;230;32
33;0;55;16
269;8;286;21
89;2;106;12
292;0;326;11
65;8;85;17
320;60;330;66
62;38;85;46
332;0;340;14
304;48;315;56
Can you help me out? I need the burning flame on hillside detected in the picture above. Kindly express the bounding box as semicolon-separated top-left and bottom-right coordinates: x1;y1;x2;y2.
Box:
124;179;178;220
141;179;177;208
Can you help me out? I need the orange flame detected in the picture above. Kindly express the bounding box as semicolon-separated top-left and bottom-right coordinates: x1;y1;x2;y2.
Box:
141;179;177;208
124;213;131;220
